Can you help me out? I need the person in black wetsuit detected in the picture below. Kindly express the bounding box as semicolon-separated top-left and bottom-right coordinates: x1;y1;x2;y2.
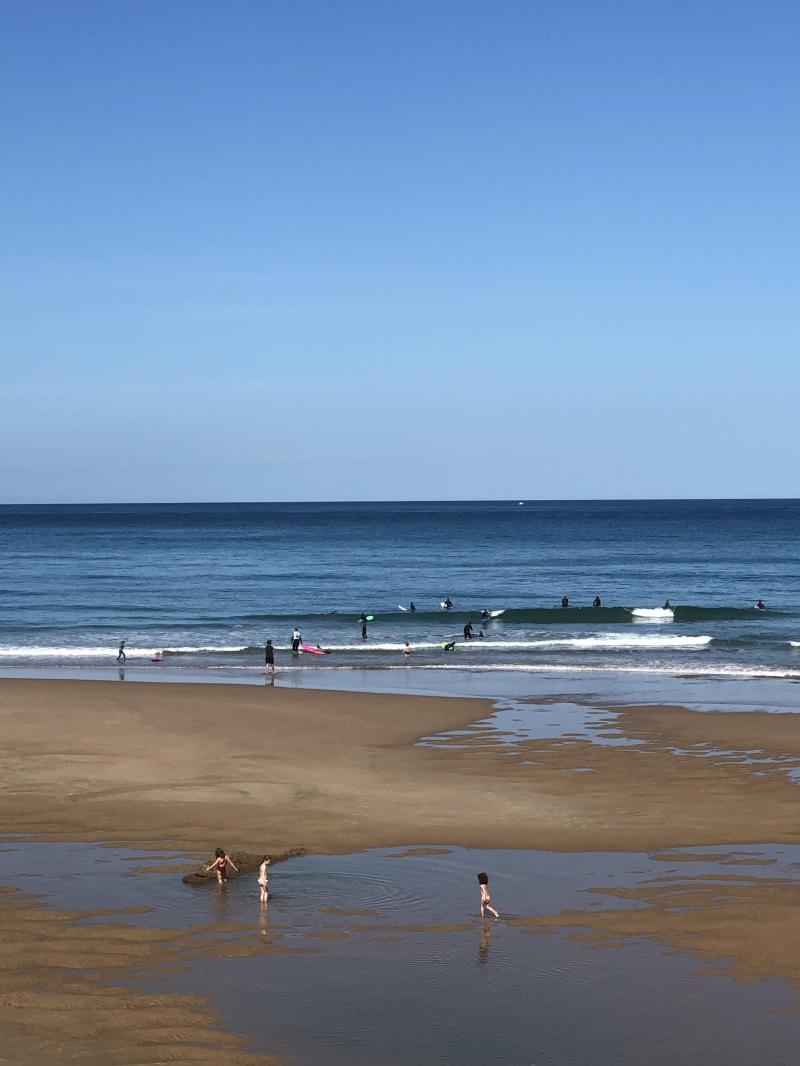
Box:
410;602;416;612
593;596;601;608
663;600;672;610
443;597;453;609
561;596;569;608
481;609;490;621
755;600;766;610
264;640;274;672
464;622;474;640
359;613;369;640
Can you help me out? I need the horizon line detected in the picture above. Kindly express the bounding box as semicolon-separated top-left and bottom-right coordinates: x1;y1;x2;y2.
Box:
0;497;798;507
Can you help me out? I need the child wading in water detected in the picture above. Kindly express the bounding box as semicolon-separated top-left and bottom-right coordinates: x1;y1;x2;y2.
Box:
478;871;499;918
205;847;239;884
258;855;271;903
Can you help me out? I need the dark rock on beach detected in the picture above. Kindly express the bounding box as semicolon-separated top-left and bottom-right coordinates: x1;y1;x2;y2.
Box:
182;848;307;885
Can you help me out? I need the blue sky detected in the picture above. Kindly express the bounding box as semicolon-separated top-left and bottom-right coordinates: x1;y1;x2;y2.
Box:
2;1;798;501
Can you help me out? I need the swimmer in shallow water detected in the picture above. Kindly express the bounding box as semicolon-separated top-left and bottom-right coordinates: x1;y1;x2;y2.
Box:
593;596;601;608
755;600;766;610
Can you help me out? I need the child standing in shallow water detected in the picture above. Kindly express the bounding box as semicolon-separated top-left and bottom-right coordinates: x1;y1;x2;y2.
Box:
258;855;271;903
205;847;239;884
478;871;499;918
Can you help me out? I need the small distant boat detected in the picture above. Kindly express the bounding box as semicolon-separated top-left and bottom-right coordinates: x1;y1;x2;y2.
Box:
518;501;524;506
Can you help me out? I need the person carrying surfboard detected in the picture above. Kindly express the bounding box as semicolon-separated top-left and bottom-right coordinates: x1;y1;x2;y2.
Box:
359;613;369;640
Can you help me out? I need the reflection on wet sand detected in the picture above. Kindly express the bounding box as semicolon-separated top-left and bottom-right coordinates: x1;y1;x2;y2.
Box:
3;841;800;1065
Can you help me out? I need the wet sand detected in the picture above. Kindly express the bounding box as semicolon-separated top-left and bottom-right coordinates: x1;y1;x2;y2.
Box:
2;678;800;855
0;881;281;1065
5;841;800;1065
5;677;800;1062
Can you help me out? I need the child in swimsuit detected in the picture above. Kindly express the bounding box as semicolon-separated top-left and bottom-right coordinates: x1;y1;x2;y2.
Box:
258;855;271;903
478;871;499;918
205;847;239;884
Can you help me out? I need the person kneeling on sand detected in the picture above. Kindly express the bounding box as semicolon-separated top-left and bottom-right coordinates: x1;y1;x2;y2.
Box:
205;847;239;884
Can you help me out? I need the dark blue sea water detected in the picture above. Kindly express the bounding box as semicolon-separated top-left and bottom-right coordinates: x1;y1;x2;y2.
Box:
0;499;798;680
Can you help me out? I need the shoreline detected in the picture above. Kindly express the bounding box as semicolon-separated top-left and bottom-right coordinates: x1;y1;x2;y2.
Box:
2;676;800;856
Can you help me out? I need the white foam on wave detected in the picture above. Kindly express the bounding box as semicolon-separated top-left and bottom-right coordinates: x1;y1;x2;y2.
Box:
517;634;709;650
289;635;712;652
0;634;713;660
790;642;800;648
631;607;674;621
400;663;800;679
0;644;256;659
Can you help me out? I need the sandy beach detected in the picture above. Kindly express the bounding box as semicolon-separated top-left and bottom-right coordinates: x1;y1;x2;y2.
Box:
4;677;800;1063
2;678;800;854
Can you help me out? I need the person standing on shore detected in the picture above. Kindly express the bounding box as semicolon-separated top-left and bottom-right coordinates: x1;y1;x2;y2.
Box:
116;640;126;663
291;628;301;656
478;872;499;918
264;640;275;672
205;847;239;885
258;855;271;903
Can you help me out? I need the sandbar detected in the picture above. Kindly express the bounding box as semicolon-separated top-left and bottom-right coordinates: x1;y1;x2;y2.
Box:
2;678;800;854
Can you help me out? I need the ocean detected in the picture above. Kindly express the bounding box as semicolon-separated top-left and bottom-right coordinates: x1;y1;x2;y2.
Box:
1;499;798;681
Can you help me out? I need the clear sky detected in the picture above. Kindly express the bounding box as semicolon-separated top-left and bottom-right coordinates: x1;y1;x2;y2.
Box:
2;1;798;502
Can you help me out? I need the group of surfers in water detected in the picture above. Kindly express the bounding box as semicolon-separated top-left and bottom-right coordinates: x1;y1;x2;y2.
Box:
120;596;770;669
203;848;500;917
